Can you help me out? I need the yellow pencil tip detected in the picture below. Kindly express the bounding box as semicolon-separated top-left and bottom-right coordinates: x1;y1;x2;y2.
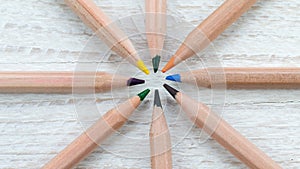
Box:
136;60;150;75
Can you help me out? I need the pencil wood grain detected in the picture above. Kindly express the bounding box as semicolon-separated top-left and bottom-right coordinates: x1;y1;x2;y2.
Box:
150;90;172;169
145;0;167;58
162;0;257;72
0;72;131;93
65;0;149;74
175;91;282;169
179;67;300;89
42;96;141;169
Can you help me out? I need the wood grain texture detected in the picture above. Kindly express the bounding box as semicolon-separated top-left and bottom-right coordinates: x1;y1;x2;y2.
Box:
178;67;300;89
64;0;145;69
0;72;130;93
150;106;172;169
162;0;257;72
175;91;281;169
42;96;140;169
0;0;299;168
145;0;167;58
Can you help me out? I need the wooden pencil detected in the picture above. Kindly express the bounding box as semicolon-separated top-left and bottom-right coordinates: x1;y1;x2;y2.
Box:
42;89;150;169
0;72;145;93
150;90;172;169
65;0;150;74
163;84;281;169
162;0;257;73
165;67;300;89
145;0;167;73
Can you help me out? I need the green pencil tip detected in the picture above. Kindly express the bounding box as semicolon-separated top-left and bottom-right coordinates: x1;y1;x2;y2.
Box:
152;55;161;73
137;89;151;101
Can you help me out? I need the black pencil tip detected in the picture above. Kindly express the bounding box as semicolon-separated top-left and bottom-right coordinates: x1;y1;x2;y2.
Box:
163;84;179;99
154;89;162;108
127;78;145;86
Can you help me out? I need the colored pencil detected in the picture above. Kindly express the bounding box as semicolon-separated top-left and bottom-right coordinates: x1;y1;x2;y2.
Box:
163;84;281;169
150;90;172;169
42;89;150;169
65;0;150;74
165;67;300;89
145;0;167;73
0;72;145;93
162;0;257;72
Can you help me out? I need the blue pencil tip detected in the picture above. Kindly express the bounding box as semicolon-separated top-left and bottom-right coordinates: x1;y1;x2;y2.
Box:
165;74;181;82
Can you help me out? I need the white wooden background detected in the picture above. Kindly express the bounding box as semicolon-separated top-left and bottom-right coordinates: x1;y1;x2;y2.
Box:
1;0;300;168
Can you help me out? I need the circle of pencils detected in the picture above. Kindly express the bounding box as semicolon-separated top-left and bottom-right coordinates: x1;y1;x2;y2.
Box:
4;0;295;168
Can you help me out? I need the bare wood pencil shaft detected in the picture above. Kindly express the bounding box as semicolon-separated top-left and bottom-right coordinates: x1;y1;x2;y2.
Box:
150;107;172;169
182;67;300;89
146;0;167;57
199;0;257;41
43;96;140;169
176;92;281;169
162;0;256;72
0;72;128;93
65;0;138;62
177;0;256;59
65;0;148;72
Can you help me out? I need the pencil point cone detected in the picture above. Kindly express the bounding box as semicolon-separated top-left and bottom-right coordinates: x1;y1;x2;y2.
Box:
163;84;179;99
165;74;181;82
152;55;161;73
138;89;151;101
154;89;162;107
161;57;176;73
127;78;145;86
137;60;150;75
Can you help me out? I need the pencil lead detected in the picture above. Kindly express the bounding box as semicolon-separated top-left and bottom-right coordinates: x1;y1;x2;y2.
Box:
154;89;162;108
152;55;161;73
165;74;181;82
136;60;150;75
161;57;176;73
127;78;145;86
138;89;151;101
163;84;179;99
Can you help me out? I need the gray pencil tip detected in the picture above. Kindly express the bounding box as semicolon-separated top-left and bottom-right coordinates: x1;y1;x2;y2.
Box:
154;89;162;108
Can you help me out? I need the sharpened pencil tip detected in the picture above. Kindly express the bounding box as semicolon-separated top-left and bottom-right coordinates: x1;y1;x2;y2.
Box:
152;55;161;73
163;84;179;99
127;78;145;86
138;89;151;101
154;89;162;108
162;57;176;73
165;74;181;82
136;60;150;75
